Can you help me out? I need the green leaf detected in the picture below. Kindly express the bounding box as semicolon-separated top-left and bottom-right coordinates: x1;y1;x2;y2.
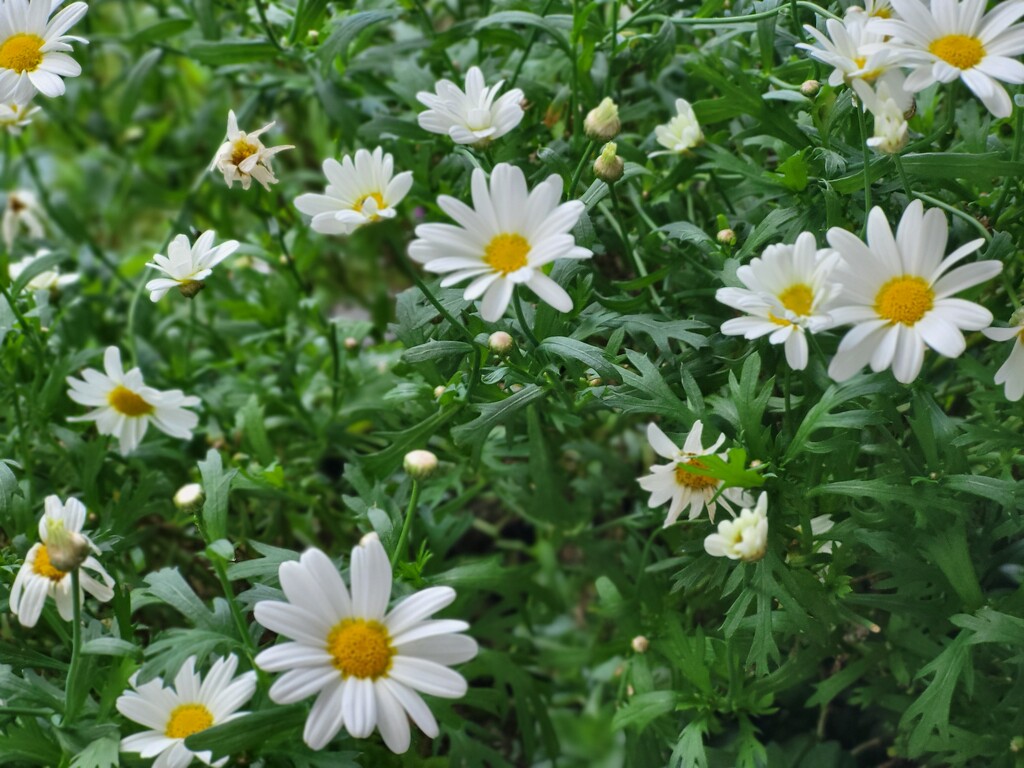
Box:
900;634;971;757
186;40;279;65
473;11;572;56
120;49;162;124
611;690;681;731
81;638;139;657
290;0;328;42
537;336;619;380
198;449;236;542
69;735;119;768
951;607;1024;647
0;459;22;514
132;17;192;44
451;384;548;447
922;522;983;610
899;152;1024;182
320;10;397;66
402;339;473;364
133;568;217;629
11;251;63;295
186;704;309;758
238;395;274;466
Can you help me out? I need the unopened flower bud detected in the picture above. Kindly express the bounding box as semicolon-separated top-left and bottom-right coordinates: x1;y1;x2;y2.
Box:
344;336;359;351
178;280;205;299
360;531;379;547
433;385;446;399
584;97;621;142
800;79;820;97
716;228;736;246
594;142;624;183
403;449;438;480
174;483;205;513
306;29;319;44
45;518;90;572
631;635;649;653
488;331;514;354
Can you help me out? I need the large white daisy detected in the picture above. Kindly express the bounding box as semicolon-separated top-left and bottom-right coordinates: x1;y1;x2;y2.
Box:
210;110;293;191
9;495;114;628
798;15;907;97
66;346;201;455
872;0;1024;117
408;163;592;322
253;534;477;753
294;147;412;237
117;655;257;768
826;200;1001;384
416;66;524;146
982;310;1024;401
0;0;88;102
145;230;240;302
716;232;840;370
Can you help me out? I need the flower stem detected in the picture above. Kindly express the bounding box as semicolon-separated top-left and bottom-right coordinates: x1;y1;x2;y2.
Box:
610;184;660;307
855;104;873;229
253;0;282;50
513;288;540;348
63;569;85;724
510;0;557;87
397;253;475;343
993;103;1023;223
568;140;596;197
391;480;421;567
893;153;913;199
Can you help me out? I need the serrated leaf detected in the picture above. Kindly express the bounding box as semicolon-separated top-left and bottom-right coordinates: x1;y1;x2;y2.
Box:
186;704;308;758
320;10;396;66
198;449;236;542
186;39;279;65
451;384;548;447
611;690;680;731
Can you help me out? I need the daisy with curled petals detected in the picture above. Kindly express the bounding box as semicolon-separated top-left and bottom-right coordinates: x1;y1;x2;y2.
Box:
982;308;1024;401
637;421;751;526
2;188;44;249
408;163;591;322
294;147;412;236
416;65;524;146
826;200;1001;384
210;110;293;191
254;534;477;753
66;346;200;455
704;492;769;563
9;248;78;293
872;0;1024;118
651;98;703;155
0;0;88;102
716;232;840;370
0;98;38;134
9;495;114;628
145;230;240;302
117;655;257;768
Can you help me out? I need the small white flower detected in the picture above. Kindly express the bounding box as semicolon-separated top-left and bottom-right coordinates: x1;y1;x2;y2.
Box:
9;248;77;292
66;346;201;455
704;492;769;563
408;163;591;322
826;200;1001;384
9;495;114;628
416;66;524;146
982;309;1024;401
145;230;240;302
716;232;840;370
210;110;293;191
809;514;837;555
0;0;88;102
254;534;477;753
294;147;412;236
2;188;44;250
845;0;896;22
853;78;910;154
0;98;38;133
651;98;703;155
117;655;257;768
872;0;1024;118
637;421;751;526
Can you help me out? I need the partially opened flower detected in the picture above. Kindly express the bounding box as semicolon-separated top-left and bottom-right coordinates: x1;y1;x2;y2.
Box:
117;655;256;768
210;110;293;191
704;492;769;563
408;163;592;322
0;0;88;102
254;534;477;753
294;147;412;236
66;346;200;455
853;78;909;154
2;188;44;250
716;232;840;370
9;495;114;628
826;201;1001;384
416;65;524;146
845;0;895;22
146;230;240;301
651;98;703;155
9;248;78;293
982;309;1024;401
0;98;38;134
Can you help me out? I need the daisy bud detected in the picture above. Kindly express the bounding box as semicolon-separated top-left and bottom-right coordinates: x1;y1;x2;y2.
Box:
800;79;820;97
716;228;736;246
593;142;625;183
1012;737;1024;754
44;518;91;573
631;635;649;654
403;449;438;480
488;331;514;354
307;29;319;44
433;385;446;399
174;483;205;514
584;97;621;142
344;336;359;351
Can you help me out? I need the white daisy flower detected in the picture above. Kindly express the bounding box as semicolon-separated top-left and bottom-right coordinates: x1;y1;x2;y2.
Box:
704;492;769;563
294;147;413;237
9;247;77;292
637;421;752;526
145;230;240;302
846;0;896;22
416;65;524;146
0;0;88;103
117;655;257;768
872;0;1024;118
651;98;703;156
9;495;114;628
210;110;293;191
66;346;201;455
982;309;1024;401
2;188;44;250
0;98;38;134
408;163;591;322
716;232;840;370
826;200;1001;384
253;534;477;753
853;78;910;154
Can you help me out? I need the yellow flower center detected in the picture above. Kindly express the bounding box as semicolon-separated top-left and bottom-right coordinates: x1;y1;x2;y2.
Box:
354;192;386;218
107;385;154;417
674;459;719;490
230;139;259;167
327;618;394;679
32;545;67;582
165;704;215;739
872;8;891;18
484;233;531;275
778;283;814;316
0;34;44;74
929;34;985;70
874;275;934;325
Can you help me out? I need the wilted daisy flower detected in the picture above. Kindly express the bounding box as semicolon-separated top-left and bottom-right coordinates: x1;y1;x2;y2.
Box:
982;309;1024;401
827;201;1001;384
117;655;257;768
294;147;412;236
146;230;240;302
0;98;38;133
853;78;910;154
872;0;1024;118
9;495;114;628
66;346;201;455
704;492;769;563
254;534;477;753
2;188;44;249
9;248;77;292
210;110;293;191
416;65;524;146
408;163;591;322
638;421;751;526
716;232;840;370
651;98;703;155
0;0;88;102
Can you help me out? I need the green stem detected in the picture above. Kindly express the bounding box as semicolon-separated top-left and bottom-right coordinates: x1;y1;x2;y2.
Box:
993;104;1023;223
855;104;873;229
329;320;341;413
253;0;282;50
568;140;596;197
570;0;581;144
63;569;84;724
509;0;557;87
0;282;44;356
211;554;258;659
913;192;991;242
397;253;475;342
391;480;421;567
610;184;660;307
513;288;540;348
893;153;913;199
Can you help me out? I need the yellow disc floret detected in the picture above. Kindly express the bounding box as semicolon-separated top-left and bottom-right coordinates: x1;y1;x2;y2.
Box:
484;233;531;275
165;703;214;739
0;34;44;73
354;192;386;218
778;283;814;316
230;139;259;167
674;459;719;490
108;385;155;417
327;618;394;679
874;275;934;325
929;34;985;70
